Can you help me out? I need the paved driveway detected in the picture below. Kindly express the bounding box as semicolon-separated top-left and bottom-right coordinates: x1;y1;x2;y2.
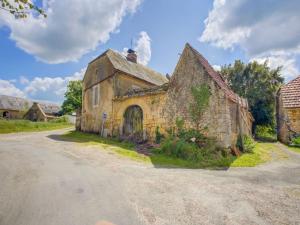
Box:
0;129;300;225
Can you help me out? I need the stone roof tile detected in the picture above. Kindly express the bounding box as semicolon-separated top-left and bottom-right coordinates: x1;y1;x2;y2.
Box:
106;50;168;86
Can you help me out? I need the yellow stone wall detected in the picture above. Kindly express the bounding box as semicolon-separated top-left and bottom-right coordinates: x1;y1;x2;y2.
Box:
112;92;167;140
115;73;155;96
287;108;300;133
81;62;157;135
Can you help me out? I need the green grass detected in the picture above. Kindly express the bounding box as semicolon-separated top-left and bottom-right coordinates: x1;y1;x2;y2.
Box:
287;145;300;154
61;131;289;168
0;119;73;134
230;142;288;167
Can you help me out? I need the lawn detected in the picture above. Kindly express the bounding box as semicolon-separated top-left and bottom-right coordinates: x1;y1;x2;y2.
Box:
0;119;73;134
61;131;289;168
287;145;300;154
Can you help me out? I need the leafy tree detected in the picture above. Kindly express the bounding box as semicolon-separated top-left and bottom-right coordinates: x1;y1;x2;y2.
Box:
220;60;284;131
61;80;82;115
0;0;46;18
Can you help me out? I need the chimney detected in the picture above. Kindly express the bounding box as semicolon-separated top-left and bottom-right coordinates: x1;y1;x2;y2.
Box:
126;49;137;63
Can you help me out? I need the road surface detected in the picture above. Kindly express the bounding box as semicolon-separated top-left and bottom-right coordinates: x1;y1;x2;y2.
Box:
0;129;300;225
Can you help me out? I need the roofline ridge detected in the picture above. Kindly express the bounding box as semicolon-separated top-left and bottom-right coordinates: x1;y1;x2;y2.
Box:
284;74;300;86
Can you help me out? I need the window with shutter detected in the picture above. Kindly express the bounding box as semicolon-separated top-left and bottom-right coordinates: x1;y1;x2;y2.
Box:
92;85;100;107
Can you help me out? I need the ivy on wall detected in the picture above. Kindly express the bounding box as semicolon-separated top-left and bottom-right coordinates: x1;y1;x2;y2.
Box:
189;84;211;129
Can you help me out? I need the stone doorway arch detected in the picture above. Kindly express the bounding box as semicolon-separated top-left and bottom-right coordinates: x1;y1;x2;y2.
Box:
123;105;143;140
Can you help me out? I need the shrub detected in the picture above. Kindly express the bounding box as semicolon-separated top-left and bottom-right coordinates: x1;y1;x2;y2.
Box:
160;136;201;161
237;135;256;153
50;115;69;123
255;125;277;142
291;136;300;146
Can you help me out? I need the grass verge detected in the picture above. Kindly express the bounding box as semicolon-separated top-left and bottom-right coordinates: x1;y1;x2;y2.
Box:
287;145;300;154
61;131;288;168
230;142;288;167
0;119;73;134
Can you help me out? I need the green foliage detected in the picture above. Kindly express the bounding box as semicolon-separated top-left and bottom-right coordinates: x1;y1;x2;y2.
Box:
49;116;69;123
237;135;256;153
155;126;164;144
291;136;300;146
0;119;72;134
255;125;277;142
0;0;46;18
220;60;284;130
189;84;211;128
158;117;230;164
61;80;82;115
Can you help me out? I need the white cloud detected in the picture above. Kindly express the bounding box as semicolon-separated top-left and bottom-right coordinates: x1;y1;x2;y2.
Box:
0;68;86;103
0;0;142;64
24;68;86;99
122;31;152;65
0;80;25;97
134;31;151;65
251;55;299;82
200;0;300;80
212;65;221;71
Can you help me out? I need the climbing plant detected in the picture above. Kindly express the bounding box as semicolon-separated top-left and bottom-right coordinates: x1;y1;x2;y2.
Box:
189;84;211;129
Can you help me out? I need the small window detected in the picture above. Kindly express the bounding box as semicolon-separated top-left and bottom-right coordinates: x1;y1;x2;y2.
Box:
92;85;100;107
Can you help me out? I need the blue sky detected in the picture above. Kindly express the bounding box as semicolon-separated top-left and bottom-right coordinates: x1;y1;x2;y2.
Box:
0;0;299;103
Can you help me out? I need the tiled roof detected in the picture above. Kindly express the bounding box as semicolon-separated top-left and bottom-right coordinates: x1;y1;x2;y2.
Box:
280;75;300;108
106;50;168;85
95;49;168;86
0;95;32;111
0;95;61;114
38;102;61;115
186;43;248;108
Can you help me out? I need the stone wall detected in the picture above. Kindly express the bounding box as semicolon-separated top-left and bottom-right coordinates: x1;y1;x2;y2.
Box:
277;91;300;143
81;68;156;135
0;109;25;119
287;108;300;132
24;103;47;122
162;44;252;148
112;92;167;140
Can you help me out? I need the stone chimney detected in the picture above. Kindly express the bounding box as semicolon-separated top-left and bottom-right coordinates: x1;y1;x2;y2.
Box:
126;49;137;63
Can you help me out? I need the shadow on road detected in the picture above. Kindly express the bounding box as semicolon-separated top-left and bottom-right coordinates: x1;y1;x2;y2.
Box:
47;131;233;170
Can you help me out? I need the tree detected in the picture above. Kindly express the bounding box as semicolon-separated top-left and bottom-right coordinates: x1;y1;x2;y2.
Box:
61;80;82;115
220;60;284;131
0;0;46;18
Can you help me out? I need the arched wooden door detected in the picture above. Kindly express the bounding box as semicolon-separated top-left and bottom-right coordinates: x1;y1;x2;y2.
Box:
123;105;143;138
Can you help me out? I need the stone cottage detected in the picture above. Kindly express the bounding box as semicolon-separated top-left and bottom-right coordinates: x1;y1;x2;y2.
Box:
0;95;60;121
81;43;253;148
0;95;31;119
277;75;300;143
24;102;61;122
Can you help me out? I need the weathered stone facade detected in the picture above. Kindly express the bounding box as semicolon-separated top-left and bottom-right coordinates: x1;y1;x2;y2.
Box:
163;44;252;147
81;44;253;148
277;76;300;143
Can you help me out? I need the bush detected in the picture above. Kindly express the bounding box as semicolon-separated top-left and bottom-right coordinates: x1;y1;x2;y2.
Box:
49;115;69;123
237;135;256;153
255;125;277;142
291;136;300;146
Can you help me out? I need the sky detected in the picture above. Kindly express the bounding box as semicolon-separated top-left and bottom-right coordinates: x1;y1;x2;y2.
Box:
0;0;300;103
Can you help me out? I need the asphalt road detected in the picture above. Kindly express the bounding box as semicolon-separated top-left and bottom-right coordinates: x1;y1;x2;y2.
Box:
0;129;300;225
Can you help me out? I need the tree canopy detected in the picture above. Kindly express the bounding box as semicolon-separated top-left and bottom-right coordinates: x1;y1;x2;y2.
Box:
61;80;82;115
0;0;46;18
220;60;284;130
